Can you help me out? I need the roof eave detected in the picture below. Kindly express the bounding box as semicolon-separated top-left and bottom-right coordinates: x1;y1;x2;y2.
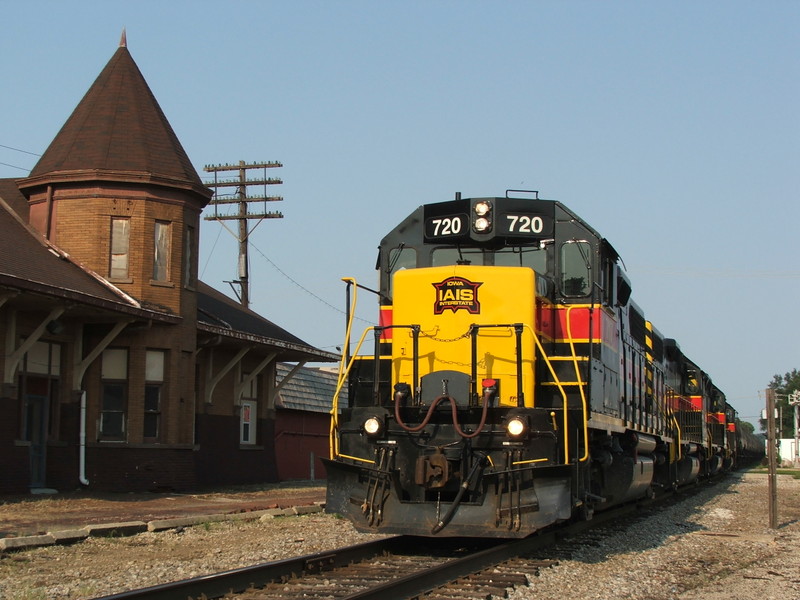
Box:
197;322;338;362
17;169;214;202
0;275;182;323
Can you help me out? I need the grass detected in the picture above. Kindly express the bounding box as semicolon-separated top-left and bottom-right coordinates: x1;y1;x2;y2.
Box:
750;466;800;479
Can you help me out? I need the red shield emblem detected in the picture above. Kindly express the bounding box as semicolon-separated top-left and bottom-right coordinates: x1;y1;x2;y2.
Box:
432;277;483;315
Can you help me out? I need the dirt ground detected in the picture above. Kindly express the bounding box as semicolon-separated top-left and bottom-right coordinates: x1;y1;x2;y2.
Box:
0;481;326;537
0;473;798;600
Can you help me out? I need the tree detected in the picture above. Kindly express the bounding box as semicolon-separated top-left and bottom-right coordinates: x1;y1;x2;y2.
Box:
761;369;800;437
738;420;755;435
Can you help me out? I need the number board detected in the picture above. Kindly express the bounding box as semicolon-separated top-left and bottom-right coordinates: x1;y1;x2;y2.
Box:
423;199;470;242
495;198;555;238
424;213;468;240
495;211;554;237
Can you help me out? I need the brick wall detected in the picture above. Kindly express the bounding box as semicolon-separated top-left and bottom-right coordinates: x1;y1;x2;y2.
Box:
27;182;203;319
85;445;196;492
195;414;278;487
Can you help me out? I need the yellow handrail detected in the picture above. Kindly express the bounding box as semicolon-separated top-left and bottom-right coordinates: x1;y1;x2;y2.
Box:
565;306;590;462
329;325;376;459
523;324;571;464
330;277;376;460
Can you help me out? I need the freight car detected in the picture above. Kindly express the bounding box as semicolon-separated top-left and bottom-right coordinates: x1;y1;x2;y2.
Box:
324;191;759;538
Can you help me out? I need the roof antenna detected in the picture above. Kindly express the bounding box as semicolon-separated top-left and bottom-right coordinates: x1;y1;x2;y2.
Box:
119;28;127;48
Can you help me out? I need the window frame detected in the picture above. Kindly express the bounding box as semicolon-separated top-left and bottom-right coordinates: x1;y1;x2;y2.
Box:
153;221;171;282
239;373;258;445
143;349;166;442
109;217;131;281
559;240;592;298
99;348;128;441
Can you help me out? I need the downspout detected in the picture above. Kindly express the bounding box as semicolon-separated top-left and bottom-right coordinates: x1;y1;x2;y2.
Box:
79;390;89;485
72;320;131;487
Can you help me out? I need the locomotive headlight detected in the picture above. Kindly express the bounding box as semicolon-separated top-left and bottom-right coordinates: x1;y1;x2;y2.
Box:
474;200;492;216
474;216;491;232
473;200;493;233
505;416;528;439
363;416;384;437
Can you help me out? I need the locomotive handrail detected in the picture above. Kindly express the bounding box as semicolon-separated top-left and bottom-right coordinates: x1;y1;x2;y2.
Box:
468;323;526;406
330;324;375;459
330;276;377;460
522;323;572;464
565;305;590;463
375;324;420;402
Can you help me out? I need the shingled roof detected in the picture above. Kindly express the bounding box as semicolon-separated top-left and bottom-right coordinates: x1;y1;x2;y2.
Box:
197;281;338;362
18;34;211;201
275;363;343;414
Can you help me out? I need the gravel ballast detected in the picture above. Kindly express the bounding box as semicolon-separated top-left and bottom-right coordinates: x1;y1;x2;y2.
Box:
0;471;797;600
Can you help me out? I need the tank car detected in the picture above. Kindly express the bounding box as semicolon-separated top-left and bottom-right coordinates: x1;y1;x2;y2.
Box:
323;191;748;538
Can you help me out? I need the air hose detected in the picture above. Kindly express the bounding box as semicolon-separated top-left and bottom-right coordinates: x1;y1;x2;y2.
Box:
431;453;488;534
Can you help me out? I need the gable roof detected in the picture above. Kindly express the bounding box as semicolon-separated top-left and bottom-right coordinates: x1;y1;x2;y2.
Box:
17;39;211;201
197;281;337;362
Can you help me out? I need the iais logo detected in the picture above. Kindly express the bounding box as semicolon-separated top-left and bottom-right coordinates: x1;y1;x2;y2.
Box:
432;277;483;315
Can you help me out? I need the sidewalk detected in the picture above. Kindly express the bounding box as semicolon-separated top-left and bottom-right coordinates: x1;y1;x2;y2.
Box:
0;481;326;541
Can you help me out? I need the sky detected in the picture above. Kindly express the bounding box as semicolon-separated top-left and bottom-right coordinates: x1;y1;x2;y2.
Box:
1;1;797;428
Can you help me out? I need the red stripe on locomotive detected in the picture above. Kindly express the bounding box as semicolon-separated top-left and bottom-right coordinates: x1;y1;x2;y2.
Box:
380;306;393;341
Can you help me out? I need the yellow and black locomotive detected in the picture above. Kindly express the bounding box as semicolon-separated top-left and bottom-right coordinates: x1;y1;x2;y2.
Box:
324;191;759;538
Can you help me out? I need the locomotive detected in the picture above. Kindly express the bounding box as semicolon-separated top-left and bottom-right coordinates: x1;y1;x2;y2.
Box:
323;191;761;538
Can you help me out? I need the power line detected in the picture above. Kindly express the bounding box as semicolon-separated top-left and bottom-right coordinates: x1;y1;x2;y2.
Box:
248;240;375;326
0;143;41;156
0;161;31;172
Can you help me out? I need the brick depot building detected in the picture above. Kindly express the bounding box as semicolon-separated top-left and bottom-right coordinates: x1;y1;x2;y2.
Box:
0;37;337;494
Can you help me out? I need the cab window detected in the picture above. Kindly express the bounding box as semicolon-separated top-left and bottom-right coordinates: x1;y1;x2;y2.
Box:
560;241;591;296
387;246;417;296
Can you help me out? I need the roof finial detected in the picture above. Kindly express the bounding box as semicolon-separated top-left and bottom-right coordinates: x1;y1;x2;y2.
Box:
119;28;127;48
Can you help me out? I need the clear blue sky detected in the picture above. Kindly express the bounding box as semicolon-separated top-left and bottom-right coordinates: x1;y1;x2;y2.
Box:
2;1;798;427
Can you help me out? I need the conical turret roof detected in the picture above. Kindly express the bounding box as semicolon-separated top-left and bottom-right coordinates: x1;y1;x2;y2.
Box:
19;35;211;201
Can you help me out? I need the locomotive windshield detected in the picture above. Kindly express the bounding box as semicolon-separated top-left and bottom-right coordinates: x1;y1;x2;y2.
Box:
384;244;548;297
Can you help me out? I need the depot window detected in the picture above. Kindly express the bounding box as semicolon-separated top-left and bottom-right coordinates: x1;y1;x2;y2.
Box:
100;348;128;441
240;374;258;445
153;221;171;282
110;217;130;280
144;350;165;442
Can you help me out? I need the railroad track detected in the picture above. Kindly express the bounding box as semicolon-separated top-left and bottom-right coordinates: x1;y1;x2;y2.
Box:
93;533;559;600
94;481;721;600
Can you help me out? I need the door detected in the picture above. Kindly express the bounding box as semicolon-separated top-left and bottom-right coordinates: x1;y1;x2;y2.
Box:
24;393;49;488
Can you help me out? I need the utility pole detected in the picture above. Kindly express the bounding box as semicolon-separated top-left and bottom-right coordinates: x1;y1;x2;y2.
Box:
766;388;778;529
204;161;283;308
790;390;800;467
